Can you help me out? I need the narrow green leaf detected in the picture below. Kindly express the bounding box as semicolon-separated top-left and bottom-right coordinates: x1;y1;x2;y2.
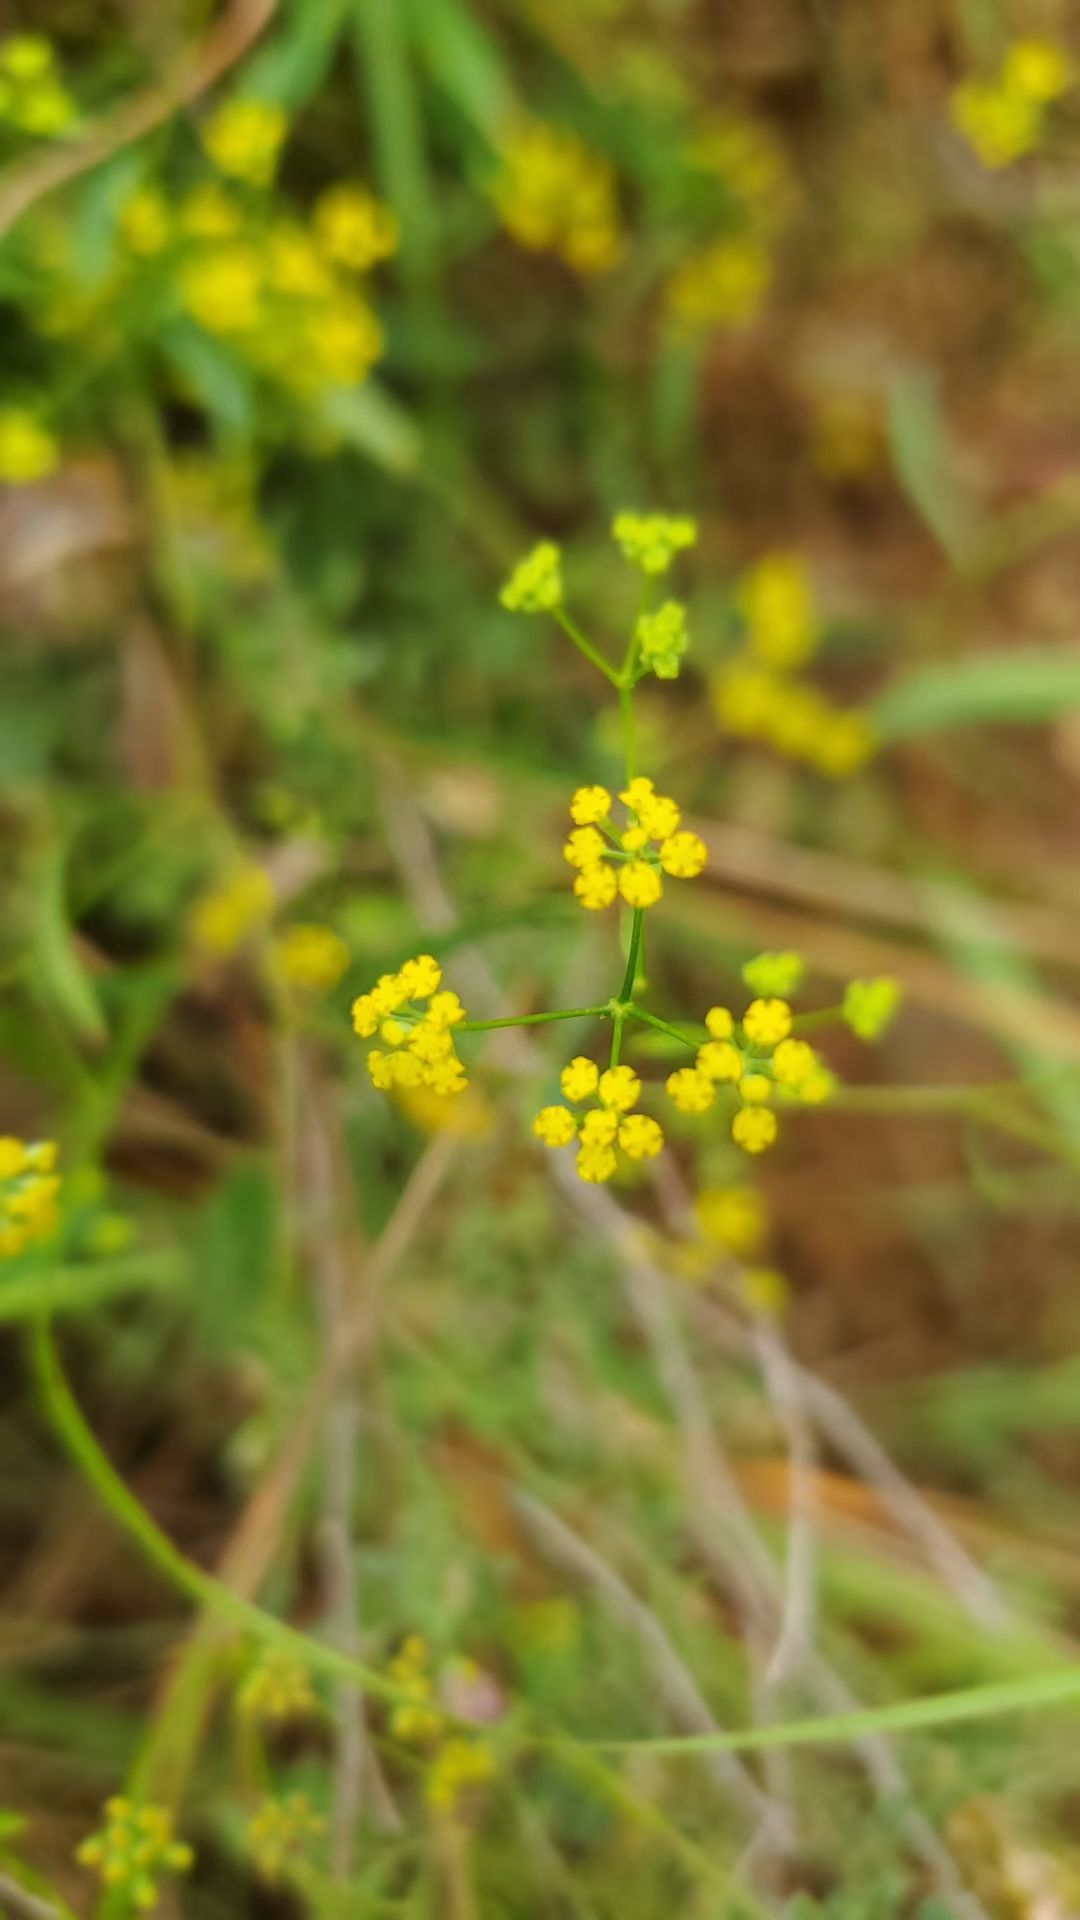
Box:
886;365;980;565
874;648;1080;739
408;0;513;144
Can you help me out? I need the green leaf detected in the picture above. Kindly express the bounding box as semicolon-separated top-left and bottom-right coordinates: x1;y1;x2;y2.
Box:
320;378;422;474
886;365;980;565
407;0;513;144
241;0;354;108
874;648;1080;739
30;845;106;1046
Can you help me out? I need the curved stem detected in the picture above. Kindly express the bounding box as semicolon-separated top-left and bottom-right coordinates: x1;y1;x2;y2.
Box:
629;1007;699;1052
618;909;645;1005
553;612;620;686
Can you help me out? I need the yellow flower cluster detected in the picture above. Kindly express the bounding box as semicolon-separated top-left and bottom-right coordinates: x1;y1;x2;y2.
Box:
612;512;698;576
0;408;58;484
353;957;468;1097
842;976;900;1041
951;38;1073;169
0;35;76;138
534;1059;663;1183
666;992;831;1154
0;1139;59;1257
237;1649;316;1724
564;779;706;912
427;1735;495;1811
190;864;274;956
201;98;288;186
635;600;689;680
500;541;563;613
116;172;393;395
271;923;349;994
492;122;622;275
246;1794;325;1884
665;235;772;335
712;552;875;778
76;1799;193;1911
388;1634;443;1744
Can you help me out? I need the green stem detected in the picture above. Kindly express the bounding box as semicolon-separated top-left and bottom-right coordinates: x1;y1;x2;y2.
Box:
458;1006;609;1034
609;1015;623;1069
628;1007;699;1052
553;612;620;686
28;1317;410;1711
618;908;645;1004
618;679;636;782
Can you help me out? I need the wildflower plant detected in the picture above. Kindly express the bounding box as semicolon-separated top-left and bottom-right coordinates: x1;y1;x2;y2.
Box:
353;518;901;1172
76;1798;193;1911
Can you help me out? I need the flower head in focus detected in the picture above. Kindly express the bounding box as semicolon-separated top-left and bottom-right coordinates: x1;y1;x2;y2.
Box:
612;512;698;576
563;779;706;912
534;1057;663;1183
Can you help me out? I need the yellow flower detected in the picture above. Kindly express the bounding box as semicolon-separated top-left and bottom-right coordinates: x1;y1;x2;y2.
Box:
808;708;876;778
179;183;243;238
570;784;612;825
533;1104;578;1146
771;1038;817;1087
271;923;349;994
697;1039;742;1082
76;1799;193;1911
314;183;398;270
266;222;333;297
1002;38;1073;103
665;236;771;334
732;1107;777;1153
617;1113;663;1159
574;863;618;909
739;1072;772;1105
238;1649;316;1723
305;294;383;385
619;860;663;908
202;97;288;185
190;865;273;955
612;513;697;576
742;951;804;997
659;830;706;879
694;1183;766;1257
950;78;1040;167
705;1005;734;1039
353;957;469;1095
180;245;263;333
598;1065;640;1112
0;409;57;484
742;1266;789;1315
118;186;170;257
493;123;621;276
842;976;900;1041
500;541;563;613
579;1109;618;1146
737;552;818;669
426;1736;495;1811
577;1142;618;1182
563;826;606;870
389;1635;443;1745
0;1139;60;1256
0;36;54;79
666;1067;715;1114
560;1056;599;1101
636;600;689;679
742;998;792;1046
247;1794;325;1884
9;79;75;137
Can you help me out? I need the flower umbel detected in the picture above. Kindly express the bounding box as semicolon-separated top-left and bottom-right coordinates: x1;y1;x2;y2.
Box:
247;1795;325;1884
353;956;468;1096
534;1058;663;1183
500;541;563;613
612;512;698;576
665;964;830;1152
76;1799;193;1912
564;779;706;912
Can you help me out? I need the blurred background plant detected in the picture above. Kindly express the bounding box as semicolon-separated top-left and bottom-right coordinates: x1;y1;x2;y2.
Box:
4;0;1080;1916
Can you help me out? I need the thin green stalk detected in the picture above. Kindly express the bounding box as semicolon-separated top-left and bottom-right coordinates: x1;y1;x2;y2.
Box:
28;1317;409;1712
609;1014;623;1068
458;1006;608;1034
618;908;645;1004
586;1654;1080;1759
554;612;620;686
629;1006;699;1052
618;678;636;782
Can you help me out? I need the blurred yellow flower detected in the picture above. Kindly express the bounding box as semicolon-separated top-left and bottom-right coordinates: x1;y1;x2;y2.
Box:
493;123;622;276
190;865;274;956
665;236;771;334
0;409;57;484
180;245;263;333
202;97;288;186
314;183;398;271
271;923;349;994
